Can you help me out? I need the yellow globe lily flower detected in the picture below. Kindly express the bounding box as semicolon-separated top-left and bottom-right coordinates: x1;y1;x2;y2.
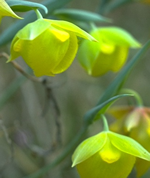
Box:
108;106;150;177
0;0;21;22
77;27;141;77
8;18;96;77
72;131;150;178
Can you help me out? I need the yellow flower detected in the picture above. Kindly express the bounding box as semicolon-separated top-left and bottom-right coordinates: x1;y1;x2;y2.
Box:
72;130;150;178
77;27;141;77
8;18;96;77
108;106;150;177
0;0;21;22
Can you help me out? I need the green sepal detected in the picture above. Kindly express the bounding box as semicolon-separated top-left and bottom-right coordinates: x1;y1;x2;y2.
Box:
49;20;97;41
96;27;141;47
108;132;150;161
15;19;50;40
54;8;111;23
72;132;107;167
7;0;48;14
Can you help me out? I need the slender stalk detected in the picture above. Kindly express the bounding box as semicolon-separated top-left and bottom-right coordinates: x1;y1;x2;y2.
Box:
121;88;143;107
35;9;43;19
101;115;109;131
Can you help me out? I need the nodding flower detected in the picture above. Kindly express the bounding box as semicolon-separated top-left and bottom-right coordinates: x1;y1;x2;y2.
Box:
8;18;96;77
72;130;150;178
77;26;141;77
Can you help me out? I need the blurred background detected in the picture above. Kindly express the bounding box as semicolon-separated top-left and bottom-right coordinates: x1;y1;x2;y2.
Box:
0;0;150;177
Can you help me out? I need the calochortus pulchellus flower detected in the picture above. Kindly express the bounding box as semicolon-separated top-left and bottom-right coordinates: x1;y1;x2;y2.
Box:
77;26;141;77
72;130;150;178
8;16;96;77
0;0;21;22
109;106;150;177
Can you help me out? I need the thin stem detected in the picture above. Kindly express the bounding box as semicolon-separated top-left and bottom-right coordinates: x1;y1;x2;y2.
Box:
35;9;43;19
121;88;143;107
101;115;109;131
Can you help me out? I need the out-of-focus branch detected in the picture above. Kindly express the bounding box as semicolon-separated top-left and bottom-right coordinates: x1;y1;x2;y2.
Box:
0;52;40;83
42;78;62;146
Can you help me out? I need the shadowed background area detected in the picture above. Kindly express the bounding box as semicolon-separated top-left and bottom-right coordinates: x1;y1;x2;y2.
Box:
0;0;150;178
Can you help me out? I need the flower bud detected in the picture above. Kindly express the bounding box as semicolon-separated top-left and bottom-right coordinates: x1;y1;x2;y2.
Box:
72;131;150;178
0;0;21;22
77;27;141;77
8;19;96;77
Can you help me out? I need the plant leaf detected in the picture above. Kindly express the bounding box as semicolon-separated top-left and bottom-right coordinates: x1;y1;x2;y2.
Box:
84;94;133;124
54;8;111;23
7;0;48;13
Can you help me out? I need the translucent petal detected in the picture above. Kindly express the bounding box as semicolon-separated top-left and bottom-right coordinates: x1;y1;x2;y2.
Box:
108;131;150;161
0;0;21;19
47;19;97;41
72;132;107;167
99;137;121;163
52;32;78;74
77;150;135;178
91;46;128;77
50;27;70;42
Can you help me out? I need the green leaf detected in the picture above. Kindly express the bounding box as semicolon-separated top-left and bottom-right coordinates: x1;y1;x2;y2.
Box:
97;40;150;105
53;8;111;23
7;0;48;13
100;0;133;14
72;132;107;167
109;132;150;161
84;94;133;124
0;0;72;46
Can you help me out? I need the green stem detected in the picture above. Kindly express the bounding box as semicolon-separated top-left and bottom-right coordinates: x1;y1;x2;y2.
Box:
101;115;109;131
121;88;143;107
35;9;43;19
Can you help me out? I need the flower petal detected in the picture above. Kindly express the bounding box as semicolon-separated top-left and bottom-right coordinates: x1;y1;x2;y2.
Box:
98;27;141;47
77;150;135;178
52;32;78;74
108;131;150;161
47;19;97;41
72;132;107;167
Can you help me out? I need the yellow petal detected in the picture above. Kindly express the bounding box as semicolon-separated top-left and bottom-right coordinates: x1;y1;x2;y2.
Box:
50;27;70;42
52;32;77;74
77;150;135;178
99;137;121;163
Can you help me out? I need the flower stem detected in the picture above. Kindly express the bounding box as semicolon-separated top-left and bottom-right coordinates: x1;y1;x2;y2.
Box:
121;88;143;107
101;115;109;131
35;9;43;19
